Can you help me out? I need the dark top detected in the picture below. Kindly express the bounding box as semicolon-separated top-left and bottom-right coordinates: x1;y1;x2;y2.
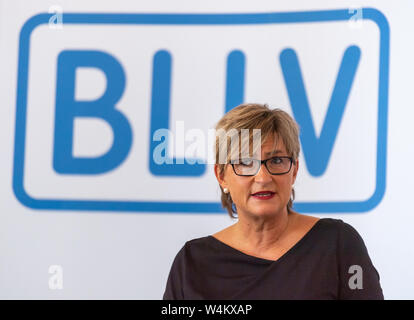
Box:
163;218;384;300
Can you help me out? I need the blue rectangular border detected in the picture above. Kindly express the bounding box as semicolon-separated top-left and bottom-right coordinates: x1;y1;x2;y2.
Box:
13;8;389;213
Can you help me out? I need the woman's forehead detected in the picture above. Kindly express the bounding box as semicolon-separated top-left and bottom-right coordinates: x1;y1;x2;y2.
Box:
259;136;287;155
228;132;288;161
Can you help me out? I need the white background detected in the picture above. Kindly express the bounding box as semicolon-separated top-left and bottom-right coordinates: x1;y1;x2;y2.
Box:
0;0;412;299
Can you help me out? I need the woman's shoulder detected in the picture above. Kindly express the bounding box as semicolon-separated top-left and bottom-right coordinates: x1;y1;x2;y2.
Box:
314;216;361;234
180;235;214;253
288;212;340;236
168;236;211;267
300;215;367;247
294;212;347;228
290;213;362;240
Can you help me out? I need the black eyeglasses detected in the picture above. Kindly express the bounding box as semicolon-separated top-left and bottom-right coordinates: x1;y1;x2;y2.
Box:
231;156;294;176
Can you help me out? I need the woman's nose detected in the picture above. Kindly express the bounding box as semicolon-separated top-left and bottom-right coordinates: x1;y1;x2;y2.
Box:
254;163;273;183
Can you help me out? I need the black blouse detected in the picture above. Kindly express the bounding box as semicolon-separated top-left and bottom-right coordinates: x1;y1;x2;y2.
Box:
163;218;384;300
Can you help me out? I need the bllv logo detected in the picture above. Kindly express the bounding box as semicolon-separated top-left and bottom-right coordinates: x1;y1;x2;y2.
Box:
13;9;389;213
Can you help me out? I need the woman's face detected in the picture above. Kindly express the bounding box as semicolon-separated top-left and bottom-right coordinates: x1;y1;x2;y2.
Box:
215;136;298;218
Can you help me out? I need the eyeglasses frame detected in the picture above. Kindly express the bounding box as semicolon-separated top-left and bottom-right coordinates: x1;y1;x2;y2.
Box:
230;156;294;177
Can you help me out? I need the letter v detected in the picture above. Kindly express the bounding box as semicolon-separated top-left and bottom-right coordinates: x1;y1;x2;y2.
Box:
280;45;361;176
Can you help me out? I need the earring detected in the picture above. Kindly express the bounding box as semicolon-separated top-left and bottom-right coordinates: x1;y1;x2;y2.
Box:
223;188;229;194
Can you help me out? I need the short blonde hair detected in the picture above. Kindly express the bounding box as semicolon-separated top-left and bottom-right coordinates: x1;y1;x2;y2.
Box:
215;103;300;219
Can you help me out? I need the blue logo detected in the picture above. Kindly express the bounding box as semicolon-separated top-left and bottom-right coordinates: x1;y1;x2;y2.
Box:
13;9;389;213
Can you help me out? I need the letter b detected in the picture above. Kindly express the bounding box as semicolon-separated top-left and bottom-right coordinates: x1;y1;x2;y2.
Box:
53;50;132;174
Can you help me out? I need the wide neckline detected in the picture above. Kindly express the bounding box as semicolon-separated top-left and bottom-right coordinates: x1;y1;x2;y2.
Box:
208;218;325;264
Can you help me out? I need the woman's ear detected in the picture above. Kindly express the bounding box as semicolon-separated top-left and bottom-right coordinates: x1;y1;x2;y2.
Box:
214;164;227;189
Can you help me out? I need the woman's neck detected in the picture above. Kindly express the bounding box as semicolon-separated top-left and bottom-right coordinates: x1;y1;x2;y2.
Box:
232;210;296;253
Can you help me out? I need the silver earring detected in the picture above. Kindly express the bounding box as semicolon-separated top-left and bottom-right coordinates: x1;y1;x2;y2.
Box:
223;188;229;194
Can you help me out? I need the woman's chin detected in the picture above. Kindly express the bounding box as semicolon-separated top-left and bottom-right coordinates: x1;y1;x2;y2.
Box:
247;205;281;217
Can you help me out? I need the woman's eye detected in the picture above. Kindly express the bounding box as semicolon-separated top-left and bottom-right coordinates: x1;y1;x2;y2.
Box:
240;159;253;166
271;157;282;164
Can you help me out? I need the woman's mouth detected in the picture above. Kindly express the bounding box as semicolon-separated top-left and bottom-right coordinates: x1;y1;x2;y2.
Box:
251;191;275;200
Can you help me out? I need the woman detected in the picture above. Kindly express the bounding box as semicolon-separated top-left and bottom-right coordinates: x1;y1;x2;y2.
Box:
163;103;383;300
